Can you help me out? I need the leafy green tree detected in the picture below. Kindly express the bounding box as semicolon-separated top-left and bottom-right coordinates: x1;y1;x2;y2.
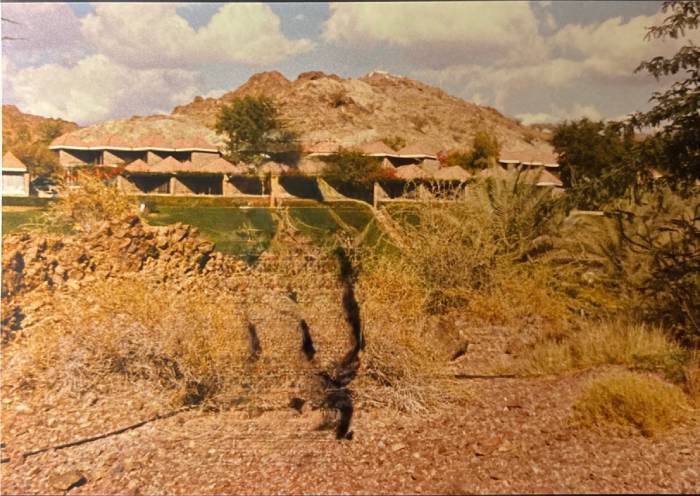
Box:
381;135;406;151
15;144;61;178
552;119;636;186
38;121;65;143
445;150;474;169
320;147;385;183
445;130;500;171
471;130;500;168
552;119;645;209
631;0;699;186
215;96;297;164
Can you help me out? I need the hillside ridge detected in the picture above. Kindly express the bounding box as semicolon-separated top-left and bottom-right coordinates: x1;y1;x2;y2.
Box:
19;71;552;155
171;70;550;152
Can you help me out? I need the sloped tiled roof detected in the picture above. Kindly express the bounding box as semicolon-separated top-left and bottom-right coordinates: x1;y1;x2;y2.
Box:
380;157;396;170
150;156;188;173
361;141;398;156
498;150;523;163
510;167;565;187
50;134;90;148
124;159;151;173
103;134;133;149
499;148;559;166
140;133;174;150
395;164;430;179
197;157;245;174
170;136;218;151
2;151;27;171
533;168;563;187
398;143;439;157
420;158;440;173
433;165;471;181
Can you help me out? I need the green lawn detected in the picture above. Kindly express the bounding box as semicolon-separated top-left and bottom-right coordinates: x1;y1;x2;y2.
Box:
2;198;385;260
147;206;276;257
2;207;45;234
147;204;377;256
285;205;375;246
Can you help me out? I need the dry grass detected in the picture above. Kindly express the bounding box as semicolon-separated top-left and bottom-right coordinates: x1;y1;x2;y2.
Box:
4;278;284;409
571;371;692;437
684;352;700;405
519;320;687;380
265;214;461;412
365;173;572;333
355;255;459;412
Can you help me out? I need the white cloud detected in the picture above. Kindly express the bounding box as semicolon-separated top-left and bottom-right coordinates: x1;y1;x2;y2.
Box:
516;103;603;124
412;9;696;118
1;3;88;65
415;58;584;110
6;54;200;124
79;3;313;69
322;2;548;66
552;13;699;80
204;88;227;99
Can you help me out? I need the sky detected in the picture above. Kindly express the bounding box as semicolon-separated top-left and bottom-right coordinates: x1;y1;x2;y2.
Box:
1;1;693;126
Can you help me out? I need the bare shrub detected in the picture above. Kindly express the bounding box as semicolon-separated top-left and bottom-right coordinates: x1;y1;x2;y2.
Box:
354;253;457;412
8;278;253;408
35;171;136;233
571;371;692;437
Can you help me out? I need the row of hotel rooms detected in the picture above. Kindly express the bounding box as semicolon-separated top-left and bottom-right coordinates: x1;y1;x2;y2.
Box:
1;134;563;197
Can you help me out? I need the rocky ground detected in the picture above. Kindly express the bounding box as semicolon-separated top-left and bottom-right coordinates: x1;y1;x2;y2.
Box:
2;369;699;494
2;217;699;494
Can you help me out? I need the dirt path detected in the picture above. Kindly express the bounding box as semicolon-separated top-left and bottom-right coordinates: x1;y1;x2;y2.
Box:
2;370;698;494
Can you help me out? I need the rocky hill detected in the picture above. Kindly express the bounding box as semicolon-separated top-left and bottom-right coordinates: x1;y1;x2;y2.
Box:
172;70;551;153
60;114;224;148
2;104;79;152
45;70;552;156
2;105;80;174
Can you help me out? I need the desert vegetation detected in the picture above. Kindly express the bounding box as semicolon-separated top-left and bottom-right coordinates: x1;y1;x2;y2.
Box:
443;130;500;171
571;371;692;437
215;95;299;164
1;2;699;493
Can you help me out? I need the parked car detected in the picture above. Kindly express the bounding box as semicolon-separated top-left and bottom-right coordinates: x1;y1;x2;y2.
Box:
32;177;59;198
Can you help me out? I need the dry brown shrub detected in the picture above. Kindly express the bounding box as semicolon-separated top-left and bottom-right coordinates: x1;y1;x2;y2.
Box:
571;371;692;437
519;320;687;379
368;171;572;332
35;171;136;233
354;254;459;412
5;278;257;409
